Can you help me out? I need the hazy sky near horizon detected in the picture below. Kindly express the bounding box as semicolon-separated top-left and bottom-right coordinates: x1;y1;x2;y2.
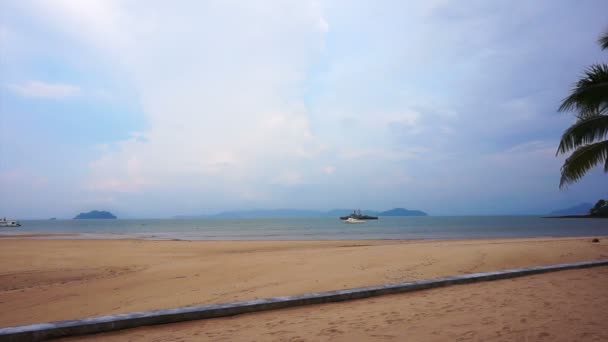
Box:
1;0;608;218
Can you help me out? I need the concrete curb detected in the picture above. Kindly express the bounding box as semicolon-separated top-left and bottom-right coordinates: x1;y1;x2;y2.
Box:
2;259;607;341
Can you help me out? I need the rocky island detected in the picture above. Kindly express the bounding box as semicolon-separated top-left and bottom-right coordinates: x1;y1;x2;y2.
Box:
74;210;117;219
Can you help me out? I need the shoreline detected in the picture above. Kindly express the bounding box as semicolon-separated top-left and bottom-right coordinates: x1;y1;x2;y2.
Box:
6;216;608;242
543;215;608;218
1;231;607;242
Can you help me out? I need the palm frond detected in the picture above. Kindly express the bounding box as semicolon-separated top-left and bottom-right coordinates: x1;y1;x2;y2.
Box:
558;64;608;115
557;114;608;155
559;140;608;188
575;105;607;120
600;30;608;51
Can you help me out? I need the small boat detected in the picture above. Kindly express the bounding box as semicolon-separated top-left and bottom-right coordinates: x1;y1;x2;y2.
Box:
344;217;365;224
0;218;21;227
340;209;378;220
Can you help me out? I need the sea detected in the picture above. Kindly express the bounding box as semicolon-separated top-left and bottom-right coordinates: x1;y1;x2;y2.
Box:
2;216;607;240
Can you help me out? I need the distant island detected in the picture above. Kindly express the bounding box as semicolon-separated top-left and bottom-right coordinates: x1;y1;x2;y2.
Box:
175;208;428;219
74;210;117;219
378;208;427;216
545;200;608;218
548;203;593;216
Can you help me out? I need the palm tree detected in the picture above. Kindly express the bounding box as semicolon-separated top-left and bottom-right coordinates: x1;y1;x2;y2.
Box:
557;30;608;188
600;32;608;51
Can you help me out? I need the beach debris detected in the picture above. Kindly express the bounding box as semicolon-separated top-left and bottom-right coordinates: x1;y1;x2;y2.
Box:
592;238;600;243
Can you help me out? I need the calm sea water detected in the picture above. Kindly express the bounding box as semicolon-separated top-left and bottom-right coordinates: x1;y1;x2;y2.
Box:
2;216;607;240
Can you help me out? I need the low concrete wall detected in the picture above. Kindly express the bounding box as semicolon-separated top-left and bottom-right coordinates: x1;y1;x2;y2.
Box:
1;259;607;342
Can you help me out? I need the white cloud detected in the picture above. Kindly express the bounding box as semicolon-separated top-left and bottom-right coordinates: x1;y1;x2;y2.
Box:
6;81;80;98
34;1;331;203
338;146;429;162
318;17;330;33
322;165;336;175
18;0;128;52
272;171;304;186
0;169;48;187
4;0;608;216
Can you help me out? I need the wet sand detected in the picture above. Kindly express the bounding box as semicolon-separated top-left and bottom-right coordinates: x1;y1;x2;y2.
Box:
0;237;606;329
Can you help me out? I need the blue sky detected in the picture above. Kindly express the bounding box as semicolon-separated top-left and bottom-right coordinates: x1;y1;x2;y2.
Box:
1;0;608;218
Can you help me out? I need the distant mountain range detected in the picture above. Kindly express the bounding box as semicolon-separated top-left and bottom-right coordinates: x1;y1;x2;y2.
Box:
175;208;428;219
548;203;593;216
378;208;427;216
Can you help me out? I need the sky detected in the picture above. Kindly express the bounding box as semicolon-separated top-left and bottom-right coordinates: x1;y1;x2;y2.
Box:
1;0;608;218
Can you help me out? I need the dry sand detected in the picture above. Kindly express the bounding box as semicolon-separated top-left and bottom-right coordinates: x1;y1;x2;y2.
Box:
65;266;608;342
0;237;607;330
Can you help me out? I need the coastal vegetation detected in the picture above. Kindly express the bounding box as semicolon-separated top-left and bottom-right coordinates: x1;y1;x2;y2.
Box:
557;30;608;187
590;199;608;217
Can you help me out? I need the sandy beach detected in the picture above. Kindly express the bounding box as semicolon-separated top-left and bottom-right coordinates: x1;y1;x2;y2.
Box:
64;265;608;342
0;236;607;331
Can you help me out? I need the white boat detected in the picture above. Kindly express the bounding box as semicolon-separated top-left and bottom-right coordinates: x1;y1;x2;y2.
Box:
0;218;21;227
344;217;365;224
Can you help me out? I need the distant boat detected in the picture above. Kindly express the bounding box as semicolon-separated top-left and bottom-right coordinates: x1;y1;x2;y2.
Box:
340;209;378;220
0;218;21;227
344;217;365;224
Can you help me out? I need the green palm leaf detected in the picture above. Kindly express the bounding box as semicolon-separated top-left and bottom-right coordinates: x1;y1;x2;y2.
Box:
556;114;608;155
557;30;608;188
600;31;608;51
559;140;608;188
558;64;608;116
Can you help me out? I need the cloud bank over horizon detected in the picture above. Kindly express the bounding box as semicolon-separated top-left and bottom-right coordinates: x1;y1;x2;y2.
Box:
1;0;608;218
